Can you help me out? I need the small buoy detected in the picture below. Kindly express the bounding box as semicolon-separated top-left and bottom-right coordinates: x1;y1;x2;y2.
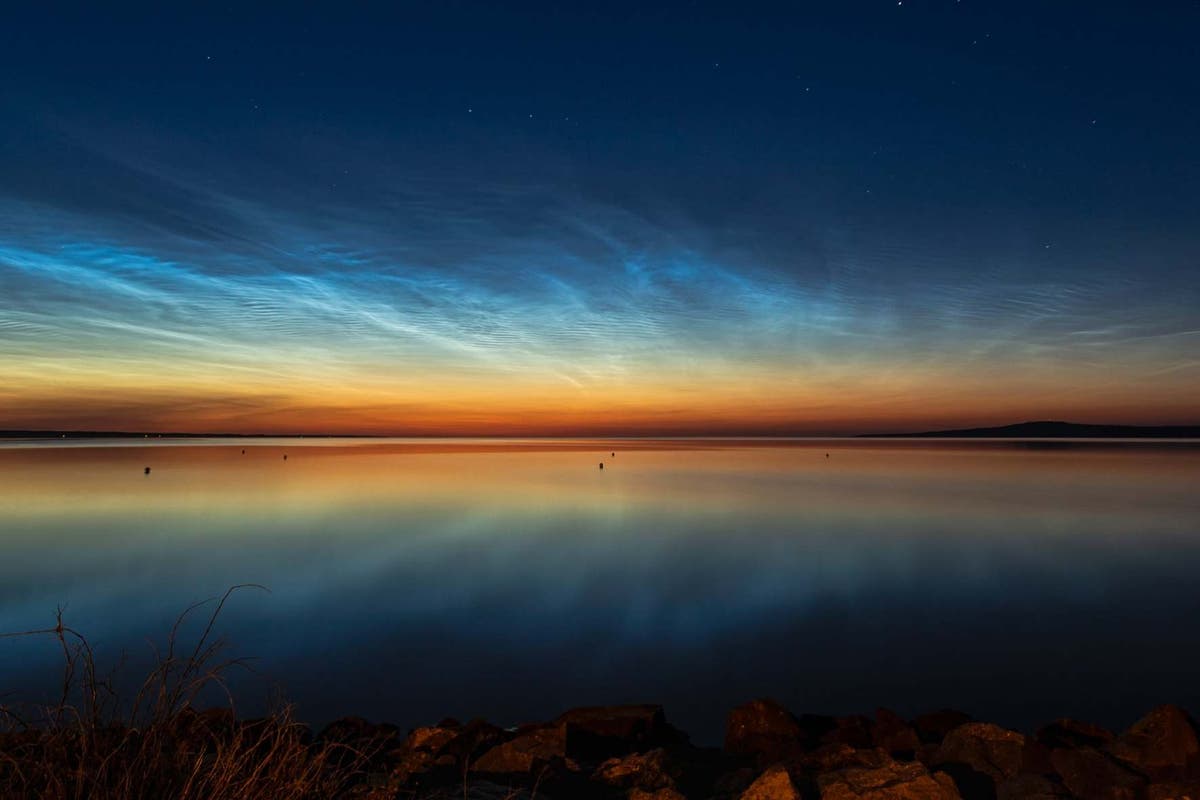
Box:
144;466;151;475
825;453;830;458
283;454;288;460
599;462;604;470
241;449;246;455
611;451;615;457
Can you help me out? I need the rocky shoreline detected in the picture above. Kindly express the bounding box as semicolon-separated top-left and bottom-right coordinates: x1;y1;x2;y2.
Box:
5;697;1197;798
316;700;1200;799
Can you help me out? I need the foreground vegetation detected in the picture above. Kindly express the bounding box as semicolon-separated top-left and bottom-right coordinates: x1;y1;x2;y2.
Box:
3;590;1199;799
0;587;364;800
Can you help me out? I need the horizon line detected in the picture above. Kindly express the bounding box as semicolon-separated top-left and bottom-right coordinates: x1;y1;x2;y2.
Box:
5;420;1200;441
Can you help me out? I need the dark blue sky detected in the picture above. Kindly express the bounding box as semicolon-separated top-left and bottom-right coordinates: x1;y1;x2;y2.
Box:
2;2;1198;433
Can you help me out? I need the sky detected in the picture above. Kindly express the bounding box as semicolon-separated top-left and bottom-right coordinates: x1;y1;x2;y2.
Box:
1;1;1198;435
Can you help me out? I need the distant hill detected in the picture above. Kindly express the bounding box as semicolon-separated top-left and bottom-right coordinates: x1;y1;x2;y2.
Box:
862;420;1200;439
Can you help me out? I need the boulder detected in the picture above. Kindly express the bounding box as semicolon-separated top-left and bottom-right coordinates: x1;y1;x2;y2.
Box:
913;711;972;744
930;722;1029;800
631;790;688;800
799;743;892;774
1050;745;1146;800
1109;705;1200;780
440;719;508;763
726;699;806;762
823;716;876;749
995;773;1073;800
318;716;401;747
799;714;838;742
1035;719;1114;751
393;719;506;785
712;766;763;798
593;748;680;792
406;725;460;754
449;781;538;799
818;759;961;799
557;705;682;760
933;722;1026;782
1147;781;1200;800
316;715;402;770
471;725;567;775
872;710;920;758
1019;740;1058;779
173;707;242;751
740;764;805;800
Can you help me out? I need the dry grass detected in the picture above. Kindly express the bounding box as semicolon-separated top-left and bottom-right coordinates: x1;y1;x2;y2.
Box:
0;586;366;800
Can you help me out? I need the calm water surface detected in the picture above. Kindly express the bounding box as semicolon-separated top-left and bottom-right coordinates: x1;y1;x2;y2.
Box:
1;438;1198;742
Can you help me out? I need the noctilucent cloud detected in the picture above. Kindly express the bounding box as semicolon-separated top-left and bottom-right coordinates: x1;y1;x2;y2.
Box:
2;2;1198;435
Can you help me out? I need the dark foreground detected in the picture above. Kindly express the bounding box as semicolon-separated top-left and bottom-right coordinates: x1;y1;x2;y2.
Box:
4;699;1198;799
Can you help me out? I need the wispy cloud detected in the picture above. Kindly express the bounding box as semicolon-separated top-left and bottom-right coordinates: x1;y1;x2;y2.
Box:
1;135;1198;432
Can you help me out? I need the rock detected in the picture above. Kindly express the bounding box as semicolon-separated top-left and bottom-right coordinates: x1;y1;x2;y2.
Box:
439;719;508;764
1035;719;1115;750
799;714;838;742
406;725;460;753
1019;740;1058;778
995;773;1073;800
823;716;876;749
913;711;972;744
424;786;541;800
872;710;920;758
631;789;688;800
726;699;806;762
173;706;241;748
472;725;567;775
799;743;892;773
933;722;1026;782
593;748;679;792
818;759;961;799
557;705;682;760
317;716;402;771
393;721;504;785
318;716;401;748
713;767;762;798
1050;746;1146;800
446;781;538;799
1109;705;1200;780
740;764;805;800
1147;781;1200;800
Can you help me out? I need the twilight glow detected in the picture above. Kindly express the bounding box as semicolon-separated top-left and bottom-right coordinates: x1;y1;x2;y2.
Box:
1;3;1198;435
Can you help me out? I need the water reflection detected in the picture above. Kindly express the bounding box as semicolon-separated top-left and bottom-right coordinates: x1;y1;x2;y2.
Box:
1;439;1198;742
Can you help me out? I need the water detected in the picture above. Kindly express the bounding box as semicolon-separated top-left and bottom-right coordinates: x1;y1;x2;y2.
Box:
1;437;1198;743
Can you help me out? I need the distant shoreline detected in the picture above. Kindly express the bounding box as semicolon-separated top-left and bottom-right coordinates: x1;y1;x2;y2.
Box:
859;420;1200;439
2;420;1200;440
